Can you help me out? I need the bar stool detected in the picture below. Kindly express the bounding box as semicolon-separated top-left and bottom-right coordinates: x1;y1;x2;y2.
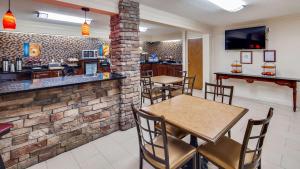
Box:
0;123;13;169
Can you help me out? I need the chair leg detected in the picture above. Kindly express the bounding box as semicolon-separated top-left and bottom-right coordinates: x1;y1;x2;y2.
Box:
258;160;261;169
139;155;143;169
228;130;231;138
0;154;5;169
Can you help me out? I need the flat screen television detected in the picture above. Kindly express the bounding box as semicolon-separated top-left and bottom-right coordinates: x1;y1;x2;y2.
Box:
225;26;266;50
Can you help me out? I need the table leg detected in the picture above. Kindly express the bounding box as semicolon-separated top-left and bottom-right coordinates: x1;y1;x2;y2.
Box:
216;75;219;96
293;86;297;112
182;135;208;169
162;84;166;100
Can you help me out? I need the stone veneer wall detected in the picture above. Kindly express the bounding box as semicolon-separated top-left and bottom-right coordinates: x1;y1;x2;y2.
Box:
142;41;183;62
0;81;121;169
110;0;140;130
0;32;107;64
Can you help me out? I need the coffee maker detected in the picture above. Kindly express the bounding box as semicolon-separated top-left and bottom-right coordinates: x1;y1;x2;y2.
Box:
2;57;9;72
16;57;22;71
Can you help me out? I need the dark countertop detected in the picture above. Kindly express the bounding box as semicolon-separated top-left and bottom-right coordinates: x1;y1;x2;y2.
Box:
0;69;32;74
0;65;81;74
215;72;300;82
0;73;126;96
140;62;182;66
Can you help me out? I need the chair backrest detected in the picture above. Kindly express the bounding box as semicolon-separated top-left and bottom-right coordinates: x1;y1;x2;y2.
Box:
182;76;196;96
150;85;172;105
180;71;187;78
132;105;170;168
141;76;153;90
204;82;234;105
239;108;274;169
141;70;154;77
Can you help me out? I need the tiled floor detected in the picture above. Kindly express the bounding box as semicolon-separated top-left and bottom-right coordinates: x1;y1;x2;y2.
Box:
28;90;300;169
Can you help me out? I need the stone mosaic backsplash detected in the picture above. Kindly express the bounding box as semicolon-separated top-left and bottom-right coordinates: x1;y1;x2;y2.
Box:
0;32;106;64
142;41;183;62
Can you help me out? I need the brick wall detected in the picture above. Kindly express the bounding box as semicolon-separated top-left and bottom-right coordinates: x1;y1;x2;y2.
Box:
0;81;121;169
110;0;141;130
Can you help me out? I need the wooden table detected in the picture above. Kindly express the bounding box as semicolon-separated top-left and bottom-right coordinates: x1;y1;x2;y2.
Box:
142;95;248;143
142;95;248;169
215;72;300;112
151;75;183;86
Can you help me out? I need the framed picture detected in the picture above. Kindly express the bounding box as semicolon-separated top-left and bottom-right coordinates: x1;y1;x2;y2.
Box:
264;50;276;62
240;51;253;64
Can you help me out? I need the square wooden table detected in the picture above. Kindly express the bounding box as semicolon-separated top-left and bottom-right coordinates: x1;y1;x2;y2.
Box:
151;75;183;86
142;95;248;143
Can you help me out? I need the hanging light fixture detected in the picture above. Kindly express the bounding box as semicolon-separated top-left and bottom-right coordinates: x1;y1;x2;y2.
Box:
81;7;90;37
2;0;16;30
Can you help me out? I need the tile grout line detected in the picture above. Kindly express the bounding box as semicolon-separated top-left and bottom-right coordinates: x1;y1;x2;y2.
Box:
90;140;116;169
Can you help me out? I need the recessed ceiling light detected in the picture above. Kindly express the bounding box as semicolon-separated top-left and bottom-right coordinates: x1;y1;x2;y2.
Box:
139;26;148;32
36;11;92;24
207;0;246;12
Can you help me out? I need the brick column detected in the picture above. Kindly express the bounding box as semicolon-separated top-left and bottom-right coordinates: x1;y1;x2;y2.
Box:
110;0;140;130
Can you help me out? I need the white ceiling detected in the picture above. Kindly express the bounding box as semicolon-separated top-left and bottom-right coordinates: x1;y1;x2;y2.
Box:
140;21;183;36
0;0;110;31
0;0;181;37
2;0;298;36
140;0;300;26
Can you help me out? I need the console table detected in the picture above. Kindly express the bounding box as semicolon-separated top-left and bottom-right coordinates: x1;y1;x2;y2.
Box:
215;72;300;112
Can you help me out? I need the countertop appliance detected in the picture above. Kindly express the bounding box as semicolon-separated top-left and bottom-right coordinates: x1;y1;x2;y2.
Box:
82;50;98;59
148;53;159;63
16;57;22;71
2;58;9;72
10;63;15;72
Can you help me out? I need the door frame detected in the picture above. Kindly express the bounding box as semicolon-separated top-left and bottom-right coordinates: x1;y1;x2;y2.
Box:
182;32;210;90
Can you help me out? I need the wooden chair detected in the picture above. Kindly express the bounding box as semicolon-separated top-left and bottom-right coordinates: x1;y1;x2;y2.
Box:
205;82;234;137
141;76;172;105
171;75;196;97
171;71;187;89
205;82;234;105
0;123;13;169
198;108;274;169
132;105;197;169
141;70;154;77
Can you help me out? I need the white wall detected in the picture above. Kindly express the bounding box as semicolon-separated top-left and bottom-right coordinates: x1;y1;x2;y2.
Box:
140;32;182;42
211;15;300;107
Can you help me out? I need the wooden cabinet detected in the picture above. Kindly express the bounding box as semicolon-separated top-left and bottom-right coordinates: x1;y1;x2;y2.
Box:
141;63;182;77
32;70;62;79
32;71;50;79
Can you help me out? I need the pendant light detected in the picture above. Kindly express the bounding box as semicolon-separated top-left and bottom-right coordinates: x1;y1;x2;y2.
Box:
81;8;90;37
2;0;16;30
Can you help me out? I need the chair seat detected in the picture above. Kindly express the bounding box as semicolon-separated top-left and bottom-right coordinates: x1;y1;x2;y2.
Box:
170;84;182;90
142;87;164;99
170;89;183;97
198;136;255;169
0;123;13;137
144;135;196;169
155;123;188;139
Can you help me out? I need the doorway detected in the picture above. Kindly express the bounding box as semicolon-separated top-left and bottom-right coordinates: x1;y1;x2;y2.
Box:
188;38;203;90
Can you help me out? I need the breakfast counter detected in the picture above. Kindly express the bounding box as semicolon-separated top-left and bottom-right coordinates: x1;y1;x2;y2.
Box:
0;73;126;168
0;73;125;95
